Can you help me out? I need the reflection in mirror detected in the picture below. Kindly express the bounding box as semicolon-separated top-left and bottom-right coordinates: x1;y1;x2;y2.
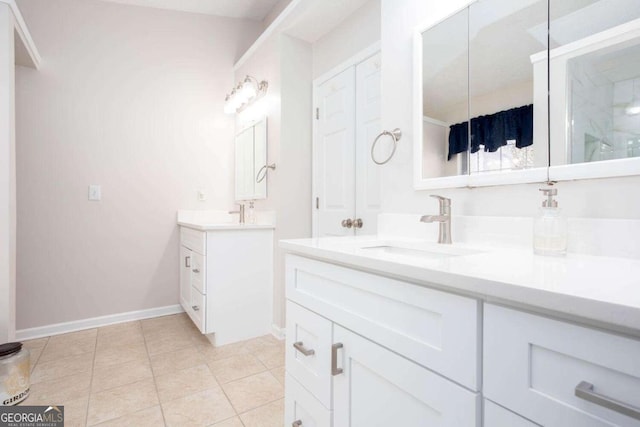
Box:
421;8;469;179
468;0;548;175
235;118;267;201
549;0;640;167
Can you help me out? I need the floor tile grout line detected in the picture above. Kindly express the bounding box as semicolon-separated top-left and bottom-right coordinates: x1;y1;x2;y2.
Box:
219;372;284;416
211;366;269;386
28;337;49;373
141;321;169;427
202;362;240;422
236;395;285;417
83;330;99;427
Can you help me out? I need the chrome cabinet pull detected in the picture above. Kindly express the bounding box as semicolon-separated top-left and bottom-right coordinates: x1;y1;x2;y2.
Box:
185;256;190;268
331;343;343;376
293;342;315;356
192;268;200;274
191;305;200;311
341;218;353;228
353;218;363;229
292;421;302;427
575;381;640;420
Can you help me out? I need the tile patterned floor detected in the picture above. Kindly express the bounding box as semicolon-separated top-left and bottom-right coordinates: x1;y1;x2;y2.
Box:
20;313;285;427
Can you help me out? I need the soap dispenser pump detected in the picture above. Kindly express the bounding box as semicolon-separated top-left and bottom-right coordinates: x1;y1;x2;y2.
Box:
533;188;567;256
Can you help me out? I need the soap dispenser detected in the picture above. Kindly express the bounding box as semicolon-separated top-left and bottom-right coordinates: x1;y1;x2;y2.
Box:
247;200;256;225
533;188;567;256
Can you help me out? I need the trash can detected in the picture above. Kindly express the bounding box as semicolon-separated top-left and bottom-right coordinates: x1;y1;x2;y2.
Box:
0;342;30;405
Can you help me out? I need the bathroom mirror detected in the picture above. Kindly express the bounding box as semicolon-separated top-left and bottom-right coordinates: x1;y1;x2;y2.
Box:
414;0;549;189
548;0;640;181
234;118;267;201
418;7;469;188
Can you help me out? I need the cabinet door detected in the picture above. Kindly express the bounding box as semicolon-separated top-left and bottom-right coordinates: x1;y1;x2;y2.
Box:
179;246;191;310
332;325;479;427
484;400;540;427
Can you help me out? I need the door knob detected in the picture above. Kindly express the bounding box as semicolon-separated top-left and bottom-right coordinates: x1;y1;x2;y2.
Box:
341;218;353;228
353;218;363;229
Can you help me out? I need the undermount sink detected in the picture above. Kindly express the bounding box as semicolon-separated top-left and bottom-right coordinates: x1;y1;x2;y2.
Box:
359;242;483;259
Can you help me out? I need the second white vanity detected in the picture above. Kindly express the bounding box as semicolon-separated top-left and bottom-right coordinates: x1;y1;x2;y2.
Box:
281;231;640;427
178;210;274;346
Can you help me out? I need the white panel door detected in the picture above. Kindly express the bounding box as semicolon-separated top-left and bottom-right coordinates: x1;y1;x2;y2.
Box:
355;53;381;235
332;325;480;427
315;67;356;237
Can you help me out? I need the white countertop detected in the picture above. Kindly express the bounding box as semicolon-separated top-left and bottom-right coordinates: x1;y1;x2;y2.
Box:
177;209;275;231
179;221;275;231
280;236;640;334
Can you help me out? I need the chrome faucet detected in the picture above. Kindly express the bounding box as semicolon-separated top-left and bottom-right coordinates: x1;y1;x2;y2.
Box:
229;203;245;224
420;195;452;244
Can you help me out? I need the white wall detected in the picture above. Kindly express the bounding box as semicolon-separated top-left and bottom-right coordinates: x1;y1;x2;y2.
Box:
312;0;380;79
15;0;261;330
277;35;312;326
0;2;16;342
234;32;312;329
261;0;292;31
380;0;640;219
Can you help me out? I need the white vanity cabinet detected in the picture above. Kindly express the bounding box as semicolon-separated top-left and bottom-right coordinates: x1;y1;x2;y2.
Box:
179;226;273;345
284;254;481;427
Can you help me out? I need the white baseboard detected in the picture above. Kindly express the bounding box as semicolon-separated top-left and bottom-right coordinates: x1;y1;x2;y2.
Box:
15;305;184;341
271;323;286;340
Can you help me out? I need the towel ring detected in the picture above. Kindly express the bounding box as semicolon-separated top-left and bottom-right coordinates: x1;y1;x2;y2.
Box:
371;128;402;165
256;163;276;183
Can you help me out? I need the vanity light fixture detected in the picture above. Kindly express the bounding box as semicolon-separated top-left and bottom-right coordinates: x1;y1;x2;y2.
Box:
224;75;268;114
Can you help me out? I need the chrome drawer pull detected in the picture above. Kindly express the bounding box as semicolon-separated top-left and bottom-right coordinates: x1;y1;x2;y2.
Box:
293;342;315;356
185;256;190;268
292;421;302;427
331;343;343;376
575;381;640;421
192;305;200;311
192;268;200;273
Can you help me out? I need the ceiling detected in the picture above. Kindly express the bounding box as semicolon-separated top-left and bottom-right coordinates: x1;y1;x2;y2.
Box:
97;0;283;20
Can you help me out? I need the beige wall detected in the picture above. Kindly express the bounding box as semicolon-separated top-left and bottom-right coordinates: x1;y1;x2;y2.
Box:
380;0;640;219
0;3;16;342
15;0;261;329
234;33;312;329
312;0;380;79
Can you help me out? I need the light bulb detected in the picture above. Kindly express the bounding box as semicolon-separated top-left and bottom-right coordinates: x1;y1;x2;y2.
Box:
241;78;257;100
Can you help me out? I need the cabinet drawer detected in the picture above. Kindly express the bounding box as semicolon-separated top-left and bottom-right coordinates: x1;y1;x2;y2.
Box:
286;301;333;408
484;304;640;427
181;227;206;255
285;373;331;427
484;400;539;427
285;255;480;390
191;252;206;294
188;286;206;333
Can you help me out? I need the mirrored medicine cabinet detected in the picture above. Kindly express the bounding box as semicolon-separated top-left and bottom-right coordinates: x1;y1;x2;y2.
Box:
235;118;268;201
414;0;640;190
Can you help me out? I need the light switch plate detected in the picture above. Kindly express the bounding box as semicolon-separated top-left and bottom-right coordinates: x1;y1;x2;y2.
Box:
88;185;101;201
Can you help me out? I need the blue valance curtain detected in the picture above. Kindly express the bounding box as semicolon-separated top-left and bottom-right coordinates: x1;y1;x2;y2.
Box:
448;104;533;161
